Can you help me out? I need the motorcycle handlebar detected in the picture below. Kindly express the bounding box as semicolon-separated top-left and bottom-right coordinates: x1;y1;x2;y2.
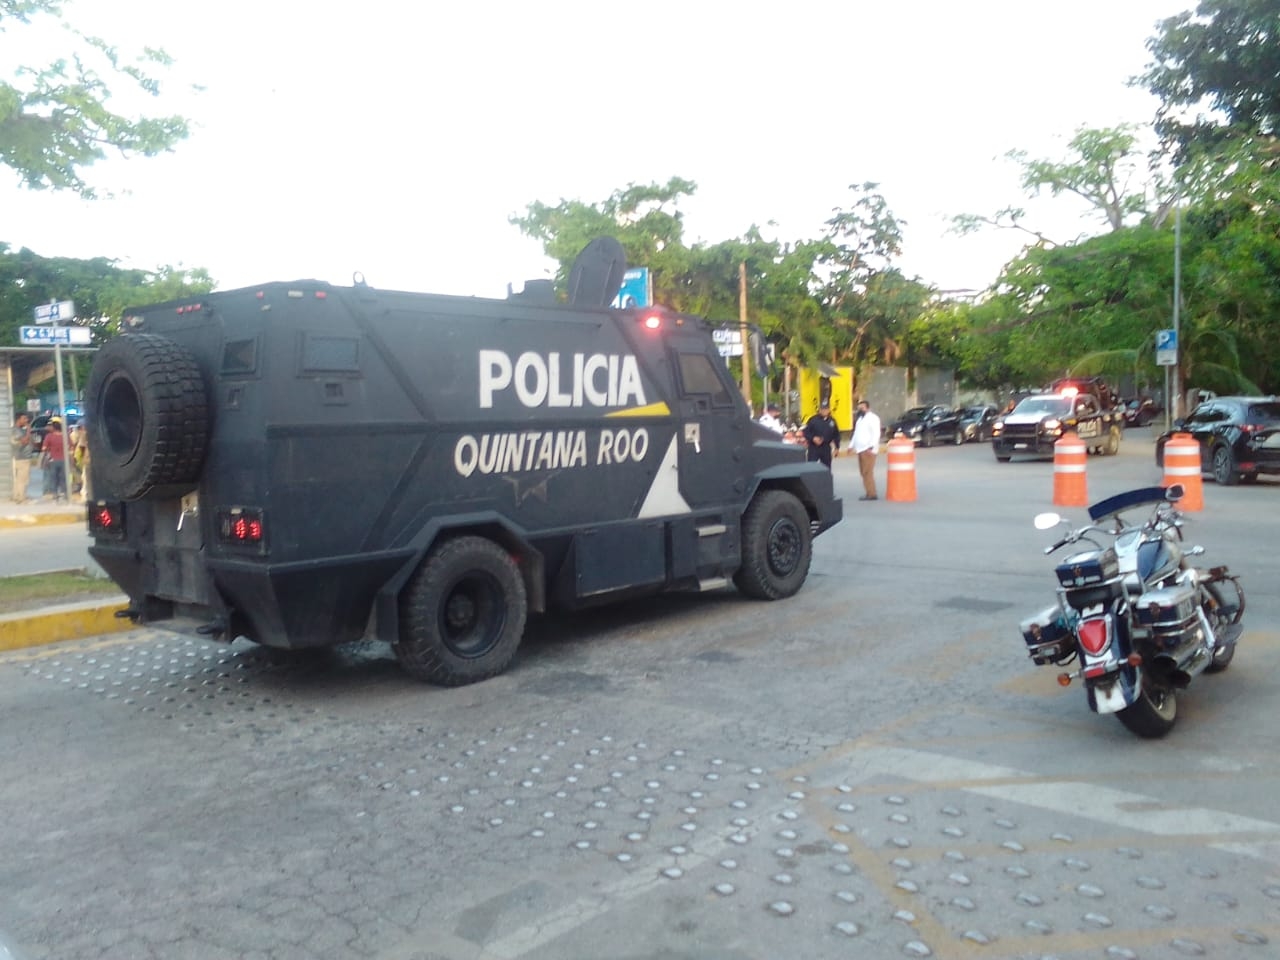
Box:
1044;525;1110;554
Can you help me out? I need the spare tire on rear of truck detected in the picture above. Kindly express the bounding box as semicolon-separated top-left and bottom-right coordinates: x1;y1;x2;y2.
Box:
85;333;209;501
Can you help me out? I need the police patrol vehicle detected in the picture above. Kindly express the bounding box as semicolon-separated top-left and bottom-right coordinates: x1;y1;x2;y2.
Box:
991;377;1123;461
84;239;842;685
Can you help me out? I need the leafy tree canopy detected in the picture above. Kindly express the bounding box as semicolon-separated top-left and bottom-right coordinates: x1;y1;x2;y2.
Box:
0;0;192;197
1;242;214;399
1140;0;1280;157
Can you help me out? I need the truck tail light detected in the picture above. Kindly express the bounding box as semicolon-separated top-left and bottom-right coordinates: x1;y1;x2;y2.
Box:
216;506;266;548
88;501;126;540
641;313;662;330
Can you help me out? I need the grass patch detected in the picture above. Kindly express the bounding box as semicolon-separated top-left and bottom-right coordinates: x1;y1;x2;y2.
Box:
0;570;124;616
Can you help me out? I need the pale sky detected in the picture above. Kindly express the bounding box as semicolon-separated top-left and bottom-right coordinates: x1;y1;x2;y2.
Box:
2;0;1186;302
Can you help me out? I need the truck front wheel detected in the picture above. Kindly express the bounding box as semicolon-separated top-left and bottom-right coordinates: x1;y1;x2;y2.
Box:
734;490;812;600
394;536;528;685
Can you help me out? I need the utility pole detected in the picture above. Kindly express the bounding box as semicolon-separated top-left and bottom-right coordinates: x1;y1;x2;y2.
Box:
1173;203;1184;419
738;262;752;405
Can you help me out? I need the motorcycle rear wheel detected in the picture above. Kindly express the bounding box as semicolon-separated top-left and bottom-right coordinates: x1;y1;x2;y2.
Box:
1202;581;1238;673
1116;673;1177;738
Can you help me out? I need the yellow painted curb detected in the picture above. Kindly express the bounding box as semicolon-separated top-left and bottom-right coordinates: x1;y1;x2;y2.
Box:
0;597;132;652
0;512;85;530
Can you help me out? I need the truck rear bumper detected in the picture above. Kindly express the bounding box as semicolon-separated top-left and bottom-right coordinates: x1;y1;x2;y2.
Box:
89;543;410;648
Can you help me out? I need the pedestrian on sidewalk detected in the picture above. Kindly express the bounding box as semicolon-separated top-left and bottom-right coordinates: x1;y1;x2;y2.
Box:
10;412;34;503
42;415;67;502
74;422;91;502
851;398;882;500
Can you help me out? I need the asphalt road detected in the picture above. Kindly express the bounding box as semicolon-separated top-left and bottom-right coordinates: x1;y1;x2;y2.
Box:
0;522;96;578
3;431;1279;960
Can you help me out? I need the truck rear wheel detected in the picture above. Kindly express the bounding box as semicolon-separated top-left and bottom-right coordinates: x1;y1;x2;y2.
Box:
734;490;812;600
394;536;527;685
85;333;209;501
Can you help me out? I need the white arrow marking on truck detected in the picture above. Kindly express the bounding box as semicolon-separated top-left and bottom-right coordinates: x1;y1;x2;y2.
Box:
636;435;692;519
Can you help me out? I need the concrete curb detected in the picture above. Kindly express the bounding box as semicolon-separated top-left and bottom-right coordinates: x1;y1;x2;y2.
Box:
0;597;133;653
0;511;84;530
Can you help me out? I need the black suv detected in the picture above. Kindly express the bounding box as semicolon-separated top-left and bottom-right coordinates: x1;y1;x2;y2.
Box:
886;404;964;446
1155;396;1280;485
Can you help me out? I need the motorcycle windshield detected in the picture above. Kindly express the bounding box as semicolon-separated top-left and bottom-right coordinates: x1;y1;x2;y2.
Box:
1088;486;1169;522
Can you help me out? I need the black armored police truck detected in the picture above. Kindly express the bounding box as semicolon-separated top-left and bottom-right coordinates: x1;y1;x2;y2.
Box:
84;239;842;686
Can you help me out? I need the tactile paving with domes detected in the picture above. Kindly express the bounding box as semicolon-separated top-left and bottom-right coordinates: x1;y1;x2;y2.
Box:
11;635;1280;958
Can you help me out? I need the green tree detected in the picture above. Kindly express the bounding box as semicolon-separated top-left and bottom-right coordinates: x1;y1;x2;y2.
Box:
0;242;214;398
818;183;930;376
1140;0;1280;157
953;125;1165;242
1;0;191;197
509;177;697;302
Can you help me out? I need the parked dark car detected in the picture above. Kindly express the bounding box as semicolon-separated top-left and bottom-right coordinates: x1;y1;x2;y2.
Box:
959;404;1000;442
886;404;964;447
1155;396;1280;485
1123;397;1161;427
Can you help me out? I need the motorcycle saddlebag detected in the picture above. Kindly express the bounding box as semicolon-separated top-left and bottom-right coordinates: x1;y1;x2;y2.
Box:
1134;582;1199;648
1020;604;1073;665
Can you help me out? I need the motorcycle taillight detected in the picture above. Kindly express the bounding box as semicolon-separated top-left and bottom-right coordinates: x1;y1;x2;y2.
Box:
1078;617;1111;656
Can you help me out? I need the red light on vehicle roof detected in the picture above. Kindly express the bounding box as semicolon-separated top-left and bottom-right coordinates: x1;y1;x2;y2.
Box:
315;291;327;299
642;314;662;330
1060;386;1080;397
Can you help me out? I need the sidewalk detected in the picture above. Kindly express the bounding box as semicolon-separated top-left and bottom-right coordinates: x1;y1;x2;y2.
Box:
0;494;130;652
0;495;87;529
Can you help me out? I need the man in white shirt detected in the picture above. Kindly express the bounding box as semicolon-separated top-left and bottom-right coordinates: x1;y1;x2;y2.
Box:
851;398;882;500
757;403;784;434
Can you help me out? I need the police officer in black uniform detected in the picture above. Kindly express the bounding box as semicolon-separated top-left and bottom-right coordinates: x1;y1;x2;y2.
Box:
802;400;841;469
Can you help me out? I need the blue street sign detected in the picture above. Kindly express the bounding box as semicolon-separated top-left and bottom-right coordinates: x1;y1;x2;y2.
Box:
19;325;90;345
612;268;650;309
21;325;72;344
1156;328;1177;366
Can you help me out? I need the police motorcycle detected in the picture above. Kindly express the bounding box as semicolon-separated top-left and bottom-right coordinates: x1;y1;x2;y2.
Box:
1020;484;1244;738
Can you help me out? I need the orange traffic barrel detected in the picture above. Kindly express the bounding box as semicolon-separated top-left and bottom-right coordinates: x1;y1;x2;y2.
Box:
886;432;917;502
1162;432;1203;511
1053;431;1088;507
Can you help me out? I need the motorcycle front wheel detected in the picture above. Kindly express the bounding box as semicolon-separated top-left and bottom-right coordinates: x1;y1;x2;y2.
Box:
1116;673;1177;738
